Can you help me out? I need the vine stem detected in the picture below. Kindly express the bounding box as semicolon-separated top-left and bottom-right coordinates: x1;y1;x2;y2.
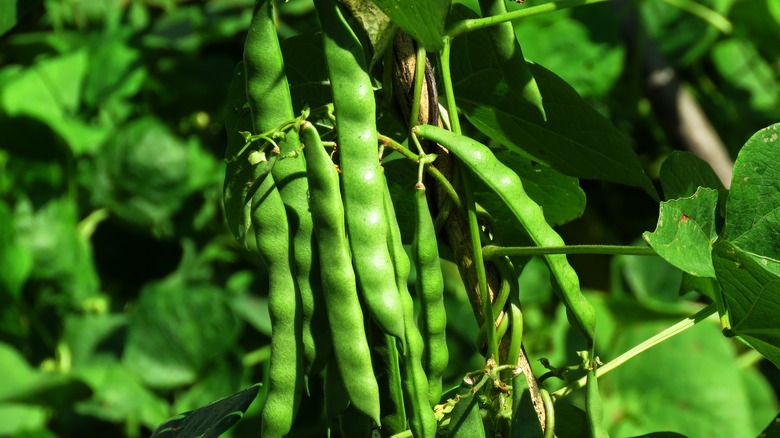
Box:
437;36;498;362
550;303;718;401
446;0;609;39
482;244;657;259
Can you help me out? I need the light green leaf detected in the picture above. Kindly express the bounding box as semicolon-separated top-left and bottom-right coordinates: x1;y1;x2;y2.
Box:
722;123;780;275
643;187;719;278
712;241;780;369
0;50;107;154
600;299;762;437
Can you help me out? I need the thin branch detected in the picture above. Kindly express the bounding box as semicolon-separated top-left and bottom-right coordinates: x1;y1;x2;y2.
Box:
446;0;609;39
482;244;657;259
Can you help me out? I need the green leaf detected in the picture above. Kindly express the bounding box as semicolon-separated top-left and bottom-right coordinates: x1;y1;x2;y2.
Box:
223;62;256;246
447;380;485;438
281;30;332;114
339;0;397;65
75;360;169;430
451;30;656;198
600;299;764;436
0;49;107;154
83;33;147;107
643;187;719;278
0;0;42;37
0;404;47;436
513;7;624;99
0;342;91;407
722;123;780;274
123;279;240;389
659;151;727;209
368;0;448;52
93;117;190;237
712;241;780;369
641;0;735;66
758;412;780;438
616;252;683;304
711;37;780;112
151;383;261;438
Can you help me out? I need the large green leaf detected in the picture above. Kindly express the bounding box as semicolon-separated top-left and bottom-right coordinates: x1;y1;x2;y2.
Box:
722;123;780;274
450;13;656;198
599;298;771;436
643;188;719;278
151;383;260;438
123;278;240;389
712;241;780;369
368;0;448;51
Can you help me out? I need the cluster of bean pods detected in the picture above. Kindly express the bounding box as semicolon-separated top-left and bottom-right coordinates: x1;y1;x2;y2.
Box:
223;0;603;436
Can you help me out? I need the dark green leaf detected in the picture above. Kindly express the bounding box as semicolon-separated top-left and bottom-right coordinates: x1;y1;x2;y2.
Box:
152;383;260;438
223;62;256;246
643;188;719;278
447;380;485;438
0;0;43;38
281;30;332;114
758;411;780;438
451;28;656;197
712;241;780;369
368;0;448;51
659;151;728;214
722;123;780;275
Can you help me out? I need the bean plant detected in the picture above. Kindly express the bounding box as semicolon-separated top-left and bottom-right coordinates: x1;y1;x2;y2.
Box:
182;0;780;437
4;1;780;437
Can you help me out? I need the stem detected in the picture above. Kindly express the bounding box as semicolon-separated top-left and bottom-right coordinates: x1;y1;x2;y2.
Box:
378;133;461;209
439;36;498;362
438;38;461;134
662;0;732;34
482;244;657;259
446;0;609;39
550;303;717;400
409;45;427;153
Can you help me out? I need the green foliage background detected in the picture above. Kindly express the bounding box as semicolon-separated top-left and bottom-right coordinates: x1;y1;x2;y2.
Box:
0;0;778;436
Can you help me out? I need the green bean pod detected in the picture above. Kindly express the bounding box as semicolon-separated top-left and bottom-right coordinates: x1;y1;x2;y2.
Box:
384;183;438;438
314;0;405;341
250;173;303;438
477;0;545;119
300;122;381;425
272;129;331;378
244;0;292;130
411;188;448;407
244;0;330;377
586;370;608;438
413;125;596;345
